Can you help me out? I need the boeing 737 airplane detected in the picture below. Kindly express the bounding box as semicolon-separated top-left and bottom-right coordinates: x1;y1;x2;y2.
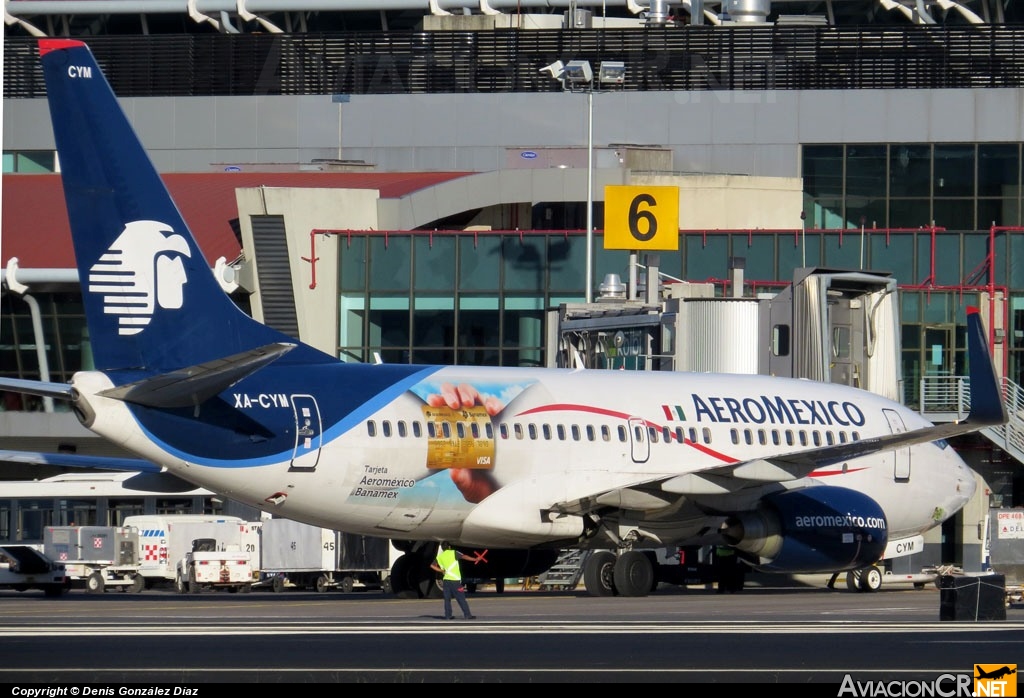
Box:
0;39;1009;598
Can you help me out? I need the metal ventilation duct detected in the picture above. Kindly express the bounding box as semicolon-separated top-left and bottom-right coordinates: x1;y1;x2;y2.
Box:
723;0;771;22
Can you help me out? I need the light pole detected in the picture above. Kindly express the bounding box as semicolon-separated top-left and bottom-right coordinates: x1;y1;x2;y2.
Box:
859;215;866;270
585;87;594;302
548;59;626;303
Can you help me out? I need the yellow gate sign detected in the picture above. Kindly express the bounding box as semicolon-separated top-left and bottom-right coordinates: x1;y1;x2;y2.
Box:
603;185;679;250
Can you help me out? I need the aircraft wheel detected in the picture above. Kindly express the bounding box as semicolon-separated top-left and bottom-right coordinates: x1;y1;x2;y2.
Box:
846;570;862;592
858;566;883;592
390;555;418;599
423;576;443;599
645;551;661;592
583;551;617;597
86;572;105;594
613;550;654;598
392;553;437;599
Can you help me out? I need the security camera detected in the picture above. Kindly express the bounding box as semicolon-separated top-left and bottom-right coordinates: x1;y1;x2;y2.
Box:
539;60;565;78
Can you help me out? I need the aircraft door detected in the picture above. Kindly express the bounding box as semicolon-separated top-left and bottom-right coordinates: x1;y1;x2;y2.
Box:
290;395;323;471
882;408;910;481
628;416;650;463
829;298;865;388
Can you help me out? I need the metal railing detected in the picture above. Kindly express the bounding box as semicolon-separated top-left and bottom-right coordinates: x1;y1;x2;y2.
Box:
918;374;1024;464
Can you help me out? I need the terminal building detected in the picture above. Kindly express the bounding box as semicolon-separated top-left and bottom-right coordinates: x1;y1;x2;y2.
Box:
2;0;1024;576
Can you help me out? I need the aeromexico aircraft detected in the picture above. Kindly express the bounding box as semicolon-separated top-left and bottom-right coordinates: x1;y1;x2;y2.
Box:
0;39;1008;598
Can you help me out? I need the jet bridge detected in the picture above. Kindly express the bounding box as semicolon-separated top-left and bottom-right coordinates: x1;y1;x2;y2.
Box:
547;258;902;402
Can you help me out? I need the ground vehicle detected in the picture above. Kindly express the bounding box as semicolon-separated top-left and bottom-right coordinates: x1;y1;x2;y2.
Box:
43;525;144;593
122;514;260;589
259;518;390;593
175;537;254;593
0;471;261;547
0;545;71;596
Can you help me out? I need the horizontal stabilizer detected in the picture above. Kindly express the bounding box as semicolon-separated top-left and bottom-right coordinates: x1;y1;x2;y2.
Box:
0;377;74;401
0;449;162;474
99;342;295;408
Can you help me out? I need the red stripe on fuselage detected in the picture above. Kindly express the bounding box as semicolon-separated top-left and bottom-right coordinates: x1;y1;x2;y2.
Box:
513;403;740;464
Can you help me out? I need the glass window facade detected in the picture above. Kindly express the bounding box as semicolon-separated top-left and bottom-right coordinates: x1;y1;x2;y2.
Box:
337;232;588;366
7;140;1024;421
804;143;1024;231
2;151;56;173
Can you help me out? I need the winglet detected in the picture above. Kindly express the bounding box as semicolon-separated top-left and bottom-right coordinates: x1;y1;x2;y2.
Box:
964;306;1007;426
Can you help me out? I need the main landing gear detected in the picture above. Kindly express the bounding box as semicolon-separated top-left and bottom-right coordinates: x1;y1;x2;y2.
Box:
846;565;883;592
388;544;442;600
583;550;659;597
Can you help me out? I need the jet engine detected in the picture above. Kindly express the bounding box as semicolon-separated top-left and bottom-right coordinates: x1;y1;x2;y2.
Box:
720;486;887;572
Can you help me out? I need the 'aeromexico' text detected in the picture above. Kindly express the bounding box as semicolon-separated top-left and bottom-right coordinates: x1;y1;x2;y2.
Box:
795;514;886;530
691;395;866;426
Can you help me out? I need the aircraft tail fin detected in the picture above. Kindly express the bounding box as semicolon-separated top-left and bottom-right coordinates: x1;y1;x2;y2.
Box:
38;39;332;375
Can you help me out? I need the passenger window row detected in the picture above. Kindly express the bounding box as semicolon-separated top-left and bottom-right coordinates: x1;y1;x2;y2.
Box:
364;418;858;449
727;427;861;447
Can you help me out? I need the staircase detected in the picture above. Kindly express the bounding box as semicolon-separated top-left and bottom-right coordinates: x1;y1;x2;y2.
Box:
917;375;1024;466
535;549;591;590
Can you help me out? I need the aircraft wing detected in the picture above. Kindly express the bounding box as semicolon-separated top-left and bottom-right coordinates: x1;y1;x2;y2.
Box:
0;449;164;474
554;305;1007;513
548;415;998;517
661;419;995;496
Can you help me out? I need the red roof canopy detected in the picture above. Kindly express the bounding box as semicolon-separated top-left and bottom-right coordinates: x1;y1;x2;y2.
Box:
1;171;470;269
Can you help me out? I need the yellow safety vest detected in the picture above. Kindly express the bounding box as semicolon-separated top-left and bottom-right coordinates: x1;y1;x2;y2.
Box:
436;548;461;581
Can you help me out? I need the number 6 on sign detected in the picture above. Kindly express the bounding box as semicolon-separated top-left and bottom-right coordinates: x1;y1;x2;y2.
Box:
603;185;679;250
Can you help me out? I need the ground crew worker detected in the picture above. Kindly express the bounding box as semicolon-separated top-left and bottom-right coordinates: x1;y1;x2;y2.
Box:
430;541;478;620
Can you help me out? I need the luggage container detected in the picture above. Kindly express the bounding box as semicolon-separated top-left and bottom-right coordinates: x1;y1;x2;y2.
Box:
43;525;143;593
259;518;390;593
